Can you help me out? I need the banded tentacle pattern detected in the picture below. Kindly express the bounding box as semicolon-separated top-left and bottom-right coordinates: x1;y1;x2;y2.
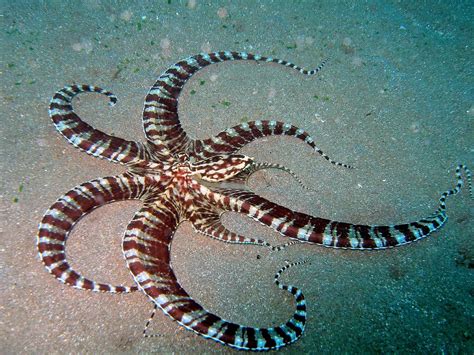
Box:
49;85;150;165
38;51;471;351
203;164;471;250
194;120;352;168
38;174;144;293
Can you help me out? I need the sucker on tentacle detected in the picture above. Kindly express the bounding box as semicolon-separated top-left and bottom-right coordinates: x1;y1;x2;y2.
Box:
38;50;471;352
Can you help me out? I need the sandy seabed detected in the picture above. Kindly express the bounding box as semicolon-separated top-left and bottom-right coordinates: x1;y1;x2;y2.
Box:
1;1;473;353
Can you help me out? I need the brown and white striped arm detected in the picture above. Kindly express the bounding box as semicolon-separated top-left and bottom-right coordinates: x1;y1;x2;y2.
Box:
37;173;146;293
194;120;352;168
204;165;471;249
189;198;270;246
143;51;327;154
123;195;309;351
49;85;150;165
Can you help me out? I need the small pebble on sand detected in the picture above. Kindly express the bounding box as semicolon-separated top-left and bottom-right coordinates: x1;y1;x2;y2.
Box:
410;122;421;133
467;105;474;117
187;0;197;9
161;38;172;57
36;138;48;147
351;56;363;67
72;43;82;51
217;7;228;19
160;38;171;50
268;88;277;100
71;39;93;53
341;37;355;54
201;42;212;53
295;35;315;51
296;35;306;50
120;10;133;22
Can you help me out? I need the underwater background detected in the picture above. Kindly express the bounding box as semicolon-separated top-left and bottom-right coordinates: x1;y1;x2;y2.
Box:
1;1;473;353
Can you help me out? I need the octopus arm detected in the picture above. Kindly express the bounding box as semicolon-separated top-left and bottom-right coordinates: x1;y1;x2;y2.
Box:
37;173;146;293
49;85;149;165
210;165;471;249
193;120;352;168
189;199;270;246
123;194;309;351
142;51;326;154
226;161;311;191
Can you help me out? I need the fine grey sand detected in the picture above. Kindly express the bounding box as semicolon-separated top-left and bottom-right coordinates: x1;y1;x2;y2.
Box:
1;1;473;353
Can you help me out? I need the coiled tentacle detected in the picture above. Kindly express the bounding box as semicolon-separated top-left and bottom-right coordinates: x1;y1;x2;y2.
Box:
49;85;150;165
37;173;145;293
